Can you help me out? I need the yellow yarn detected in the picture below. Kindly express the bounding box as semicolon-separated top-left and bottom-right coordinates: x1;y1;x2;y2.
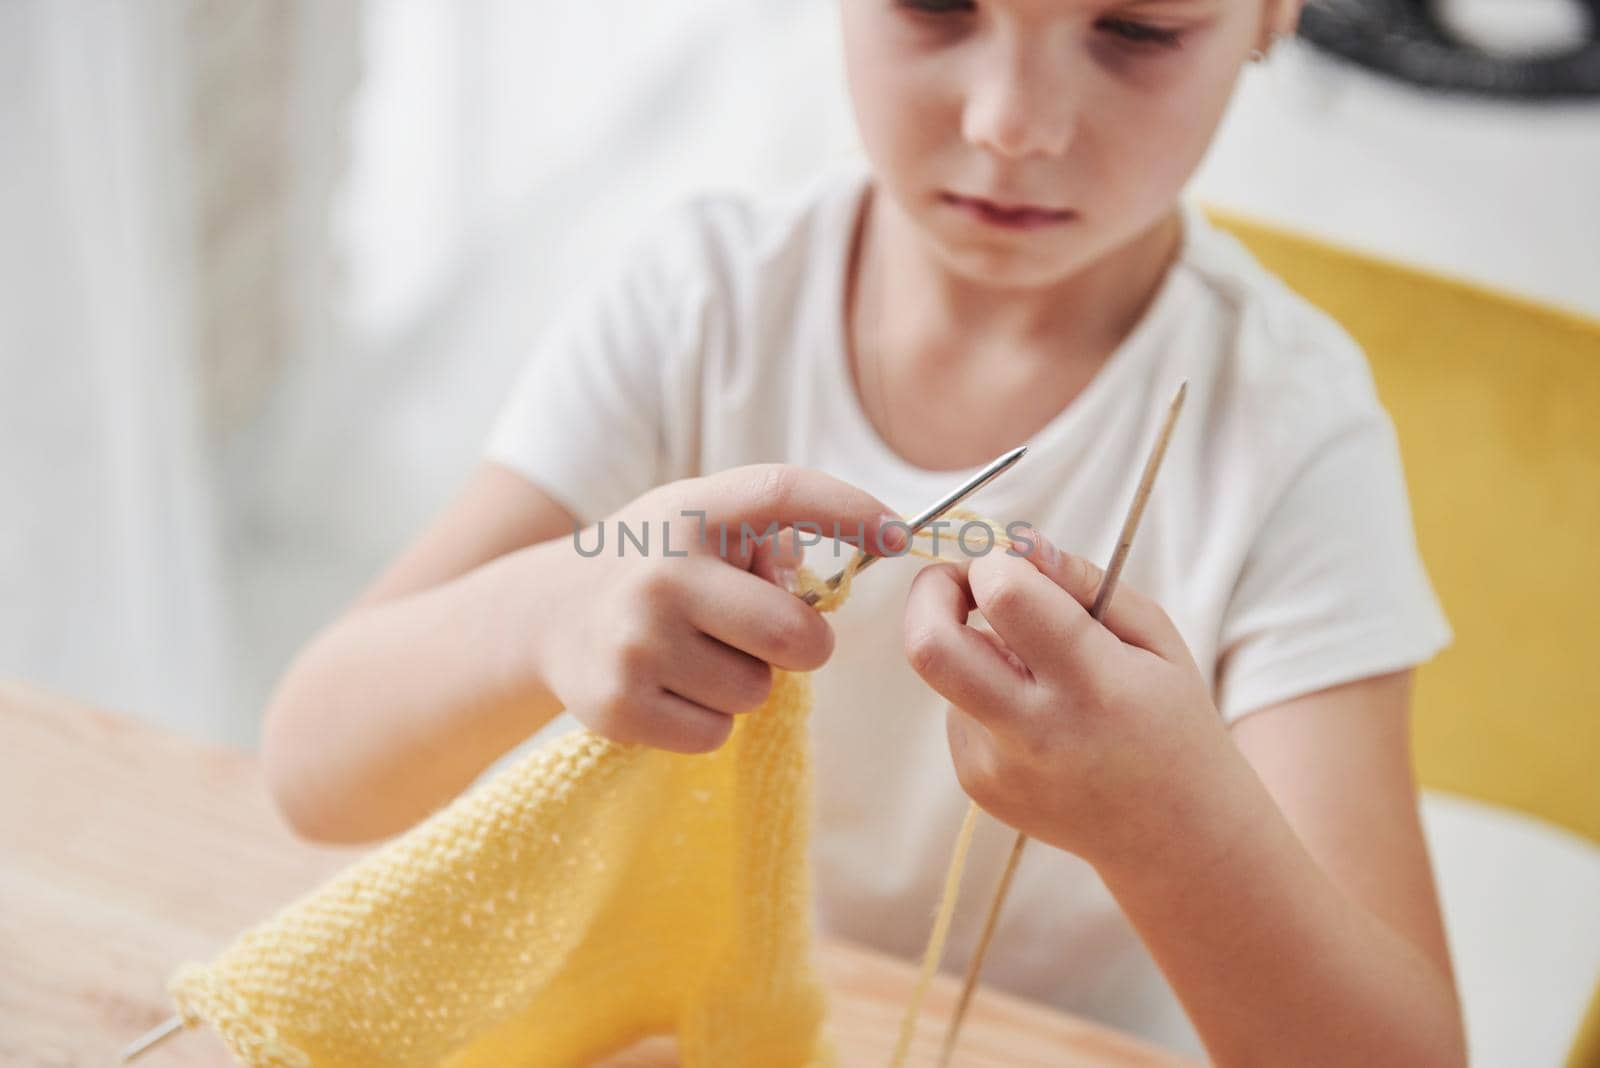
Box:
167;514;1007;1067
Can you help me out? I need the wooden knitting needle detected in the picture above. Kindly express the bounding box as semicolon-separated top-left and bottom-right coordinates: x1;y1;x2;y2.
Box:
801;443;1028;606
937;380;1188;1068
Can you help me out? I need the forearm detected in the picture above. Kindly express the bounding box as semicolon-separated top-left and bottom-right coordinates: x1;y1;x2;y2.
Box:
1094;747;1466;1068
261;545;562;844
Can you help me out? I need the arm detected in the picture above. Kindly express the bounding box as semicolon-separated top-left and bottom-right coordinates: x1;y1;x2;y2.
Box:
1095;670;1466;1067
263;460;903;845
260;461;581;844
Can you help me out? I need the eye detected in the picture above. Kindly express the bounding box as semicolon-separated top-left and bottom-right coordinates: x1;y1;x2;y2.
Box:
895;0;977;15
1097;17;1185;50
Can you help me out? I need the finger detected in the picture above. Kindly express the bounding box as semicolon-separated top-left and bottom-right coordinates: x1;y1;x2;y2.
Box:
748;528;782;586
767;525;806;570
748;525;804;589
972;624;1032;678
682;558;834;672
967;548;1120;678
607;689;735;754
678;464;908;564
945;704;1004;806
903;563;1031;729
1005;525;1190;663
658;632;775;716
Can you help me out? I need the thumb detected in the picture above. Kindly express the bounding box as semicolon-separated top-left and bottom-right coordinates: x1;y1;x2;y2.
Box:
1008;525;1189;664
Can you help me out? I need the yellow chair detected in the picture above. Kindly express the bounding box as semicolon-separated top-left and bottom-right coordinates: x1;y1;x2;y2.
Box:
1209;210;1600;1068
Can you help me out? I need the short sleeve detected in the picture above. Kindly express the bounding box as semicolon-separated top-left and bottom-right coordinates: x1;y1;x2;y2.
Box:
1213;411;1454;723
483;209;707;526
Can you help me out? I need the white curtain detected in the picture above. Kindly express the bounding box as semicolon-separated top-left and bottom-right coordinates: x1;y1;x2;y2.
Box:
0;0;230;739
0;0;358;744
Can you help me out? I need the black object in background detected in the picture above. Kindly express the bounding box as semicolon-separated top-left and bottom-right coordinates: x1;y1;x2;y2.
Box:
1298;0;1600;99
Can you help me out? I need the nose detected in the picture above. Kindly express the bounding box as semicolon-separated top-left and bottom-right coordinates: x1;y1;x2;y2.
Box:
961;39;1078;160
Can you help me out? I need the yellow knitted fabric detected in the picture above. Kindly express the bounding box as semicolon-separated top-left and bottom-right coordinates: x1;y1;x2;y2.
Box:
167;519;1004;1067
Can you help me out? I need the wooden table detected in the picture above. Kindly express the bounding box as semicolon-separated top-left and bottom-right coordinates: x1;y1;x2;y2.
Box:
0;680;1195;1067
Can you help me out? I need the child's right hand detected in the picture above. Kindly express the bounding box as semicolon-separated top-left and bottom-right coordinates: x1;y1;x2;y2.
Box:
511;464;906;753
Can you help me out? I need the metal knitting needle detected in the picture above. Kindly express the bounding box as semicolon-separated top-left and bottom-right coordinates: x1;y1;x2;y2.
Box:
120;1015;183;1062
800;444;1028;606
937;380;1189;1068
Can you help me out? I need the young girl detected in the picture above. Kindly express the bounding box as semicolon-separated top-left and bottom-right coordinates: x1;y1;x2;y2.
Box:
261;0;1467;1061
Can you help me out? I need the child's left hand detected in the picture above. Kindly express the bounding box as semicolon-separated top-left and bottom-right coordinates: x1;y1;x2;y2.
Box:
902;525;1234;869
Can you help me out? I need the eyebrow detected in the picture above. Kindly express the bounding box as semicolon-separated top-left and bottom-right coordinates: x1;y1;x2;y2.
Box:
1111;0;1221;10
1005;0;1221;18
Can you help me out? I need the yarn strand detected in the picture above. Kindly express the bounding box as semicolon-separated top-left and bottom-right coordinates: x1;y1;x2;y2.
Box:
885;803;981;1068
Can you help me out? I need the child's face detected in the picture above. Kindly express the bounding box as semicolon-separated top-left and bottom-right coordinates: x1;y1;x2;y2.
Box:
840;0;1291;289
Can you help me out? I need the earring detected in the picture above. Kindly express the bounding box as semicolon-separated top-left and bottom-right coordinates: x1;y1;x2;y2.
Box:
1250;31;1282;63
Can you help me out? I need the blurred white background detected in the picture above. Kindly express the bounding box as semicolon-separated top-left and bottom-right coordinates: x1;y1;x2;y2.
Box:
2;1;1596;1063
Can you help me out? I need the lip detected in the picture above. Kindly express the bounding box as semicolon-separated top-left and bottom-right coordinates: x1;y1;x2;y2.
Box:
940;191;1076;230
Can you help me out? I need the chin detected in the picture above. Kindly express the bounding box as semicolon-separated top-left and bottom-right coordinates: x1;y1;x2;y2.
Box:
924;225;1099;292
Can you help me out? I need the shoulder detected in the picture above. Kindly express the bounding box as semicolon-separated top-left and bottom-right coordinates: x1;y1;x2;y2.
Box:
1172;204;1393;465
645;160;865;315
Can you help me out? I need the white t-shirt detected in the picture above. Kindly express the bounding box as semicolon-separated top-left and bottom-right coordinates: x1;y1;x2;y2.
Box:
483;157;1453;1052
